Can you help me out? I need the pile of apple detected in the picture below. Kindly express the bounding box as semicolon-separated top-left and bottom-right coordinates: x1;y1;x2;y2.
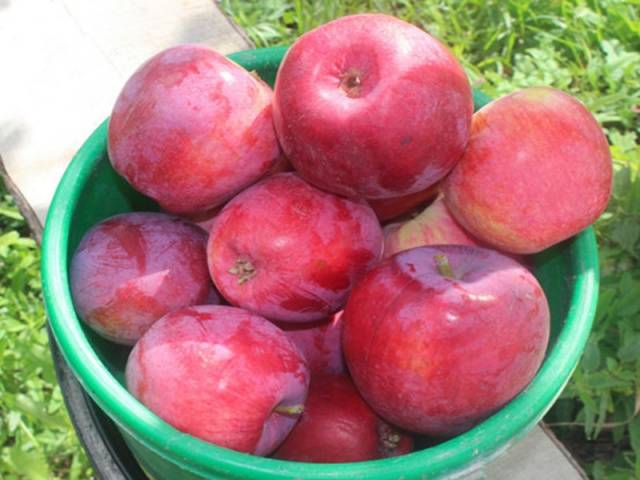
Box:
70;14;612;462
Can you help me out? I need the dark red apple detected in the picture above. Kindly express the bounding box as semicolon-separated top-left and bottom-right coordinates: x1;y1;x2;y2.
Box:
443;87;612;254
273;374;413;462
273;14;473;199
277;311;345;375
343;245;550;437
108;44;280;214
126;305;309;455
70;212;213;345
383;195;479;258
369;183;439;222
207;173;383;323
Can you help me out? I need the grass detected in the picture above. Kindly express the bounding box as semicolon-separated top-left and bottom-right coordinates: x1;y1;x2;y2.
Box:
0;186;92;479
1;0;638;478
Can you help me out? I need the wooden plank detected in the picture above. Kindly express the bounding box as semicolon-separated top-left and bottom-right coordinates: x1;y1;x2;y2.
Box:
0;154;43;242
0;0;251;225
484;425;587;479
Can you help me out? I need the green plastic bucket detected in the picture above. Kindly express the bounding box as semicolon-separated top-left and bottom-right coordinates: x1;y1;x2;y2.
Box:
42;46;599;479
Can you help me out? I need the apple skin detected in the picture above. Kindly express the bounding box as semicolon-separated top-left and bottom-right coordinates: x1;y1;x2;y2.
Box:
342;245;550;437
70;212;213;345
276;311;345;375
383;195;479;258
273;14;473;199
369;184;439;222
273;374;413;462
443;87;612;254
178;154;293;233
207;173;383;323
108;44;280;214
125;305;309;455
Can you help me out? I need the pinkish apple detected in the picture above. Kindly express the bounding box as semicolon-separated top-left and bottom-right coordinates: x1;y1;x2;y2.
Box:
276;311;345;375
273;14;473;199
125;305;309;455
70;212;213;345
273;374;412;462
383;195;479;258
342;245;550;437
207;173;383;323
443;87;612;254
108;44;280;214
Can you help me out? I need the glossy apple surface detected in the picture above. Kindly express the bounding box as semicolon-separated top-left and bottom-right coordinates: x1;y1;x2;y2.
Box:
178;153;293;233
70;212;212;345
274;374;412;462
444;87;612;254
109;45;280;214
273;14;472;199
126;305;309;455
208;173;383;322
343;245;550;437
369;184;439;222
383;195;478;258
277;311;345;375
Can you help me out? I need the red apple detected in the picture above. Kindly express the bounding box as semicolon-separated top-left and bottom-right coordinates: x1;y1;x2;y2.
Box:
342;245;550;437
70;212;213;345
277;311;345;375
178;154;293;233
443;87;612;254
383;195;479;258
108;45;280;214
273;374;413;462
369;183;439;222
125;305;309;455
273;14;473;199
207;173;383;323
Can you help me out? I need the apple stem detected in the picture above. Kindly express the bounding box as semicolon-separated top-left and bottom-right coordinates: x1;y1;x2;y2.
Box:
228;259;256;285
378;422;401;456
382;432;400;450
339;68;362;98
274;404;304;416
434;253;455;279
